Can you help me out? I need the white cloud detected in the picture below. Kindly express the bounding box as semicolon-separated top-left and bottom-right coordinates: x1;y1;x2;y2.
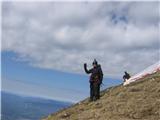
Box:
2;1;159;77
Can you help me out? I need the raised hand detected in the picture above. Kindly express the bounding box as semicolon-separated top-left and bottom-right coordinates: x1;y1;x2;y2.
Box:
84;63;87;68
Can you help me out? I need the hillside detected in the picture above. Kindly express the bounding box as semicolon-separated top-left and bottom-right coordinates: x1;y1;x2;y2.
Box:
42;71;160;120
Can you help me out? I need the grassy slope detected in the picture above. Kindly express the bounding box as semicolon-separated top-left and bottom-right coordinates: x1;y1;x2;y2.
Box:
42;72;160;120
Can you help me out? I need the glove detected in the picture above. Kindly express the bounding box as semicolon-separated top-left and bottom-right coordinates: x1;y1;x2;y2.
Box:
84;63;87;68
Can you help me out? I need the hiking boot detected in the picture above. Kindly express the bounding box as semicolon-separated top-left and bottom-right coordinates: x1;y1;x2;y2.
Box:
93;97;97;101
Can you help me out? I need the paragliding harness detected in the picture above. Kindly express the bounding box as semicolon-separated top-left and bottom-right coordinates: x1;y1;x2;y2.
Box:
90;74;104;89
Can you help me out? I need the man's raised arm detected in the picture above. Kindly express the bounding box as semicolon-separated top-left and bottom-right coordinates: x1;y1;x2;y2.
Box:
84;63;92;74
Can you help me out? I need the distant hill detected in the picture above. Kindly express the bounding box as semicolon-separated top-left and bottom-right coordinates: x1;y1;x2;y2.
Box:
43;71;160;120
1;92;72;120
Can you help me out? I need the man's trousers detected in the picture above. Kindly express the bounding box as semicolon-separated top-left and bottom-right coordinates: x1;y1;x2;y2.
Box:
90;82;100;100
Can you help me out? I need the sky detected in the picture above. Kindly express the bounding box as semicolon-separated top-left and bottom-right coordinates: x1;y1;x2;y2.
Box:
1;1;159;102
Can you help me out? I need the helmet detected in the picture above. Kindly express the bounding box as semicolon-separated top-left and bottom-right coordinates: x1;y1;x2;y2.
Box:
92;59;98;65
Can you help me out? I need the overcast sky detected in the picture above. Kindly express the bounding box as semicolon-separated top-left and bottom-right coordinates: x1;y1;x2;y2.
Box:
2;1;159;77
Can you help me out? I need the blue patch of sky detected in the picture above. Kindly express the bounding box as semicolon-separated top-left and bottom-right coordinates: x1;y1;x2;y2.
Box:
111;14;128;24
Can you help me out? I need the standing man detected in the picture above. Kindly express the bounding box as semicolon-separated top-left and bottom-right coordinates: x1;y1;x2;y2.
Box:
84;59;103;101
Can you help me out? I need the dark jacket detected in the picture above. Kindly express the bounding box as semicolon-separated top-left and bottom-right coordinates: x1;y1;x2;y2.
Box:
123;72;130;80
84;64;103;84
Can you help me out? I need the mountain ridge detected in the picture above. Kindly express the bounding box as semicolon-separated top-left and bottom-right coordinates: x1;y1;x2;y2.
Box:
1;91;72;120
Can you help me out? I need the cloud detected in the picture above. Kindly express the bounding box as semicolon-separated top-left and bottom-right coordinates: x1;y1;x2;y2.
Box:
2;1;159;77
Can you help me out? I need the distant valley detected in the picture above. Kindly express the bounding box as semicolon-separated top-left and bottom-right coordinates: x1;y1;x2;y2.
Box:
1;92;72;120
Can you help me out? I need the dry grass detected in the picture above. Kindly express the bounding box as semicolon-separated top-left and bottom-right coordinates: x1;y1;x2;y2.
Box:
42;71;160;120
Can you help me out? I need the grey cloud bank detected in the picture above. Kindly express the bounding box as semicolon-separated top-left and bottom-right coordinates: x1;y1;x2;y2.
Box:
2;2;159;77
